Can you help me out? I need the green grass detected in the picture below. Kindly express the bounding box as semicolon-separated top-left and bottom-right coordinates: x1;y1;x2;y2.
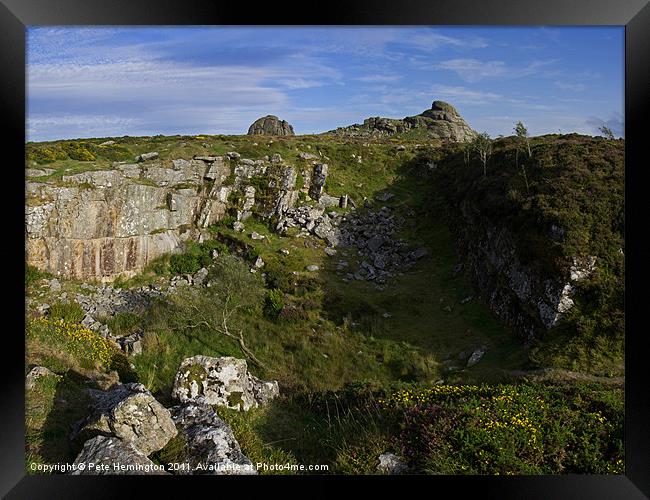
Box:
25;370;92;472
25;132;624;475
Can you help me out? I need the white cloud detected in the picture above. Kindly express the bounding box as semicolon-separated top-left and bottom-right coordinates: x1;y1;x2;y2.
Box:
355;75;403;83
554;81;587;92
435;58;556;83
429;84;501;104
401;32;488;51
27;114;141;141
275;78;326;90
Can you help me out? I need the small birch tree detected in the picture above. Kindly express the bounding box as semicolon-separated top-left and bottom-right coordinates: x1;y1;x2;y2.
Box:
514;121;531;193
599;125;615;140
473;132;492;177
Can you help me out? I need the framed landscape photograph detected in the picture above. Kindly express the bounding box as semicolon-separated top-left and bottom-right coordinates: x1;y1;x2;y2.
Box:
2;0;649;497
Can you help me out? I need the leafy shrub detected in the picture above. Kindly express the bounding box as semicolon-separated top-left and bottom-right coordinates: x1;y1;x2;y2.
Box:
26;265;51;287
169;240;229;275
264;289;284;319
48;302;85;323
208;215;236;232
93;143;131;161
277;304;310;323
147;254;171;275
104;312;141;337
169;253;201;275
264;262;297;294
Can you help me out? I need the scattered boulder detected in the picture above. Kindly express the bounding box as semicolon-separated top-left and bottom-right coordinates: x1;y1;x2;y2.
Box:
25;366;56;390
309;163;328;201
193;267;209;285
305;265;320;272
26;168;50;177
247;115;294;136
377;452;408;474
466;346;487;367
412;248;428;260
375;192;394;202
135;152;159;162
171;355;279;411
71;383;177;455
70;436;168;475
99;140;116;147
169;400;257;475
250;231;266;240
366;236;384;253
119;332;144;356
48;278;61;292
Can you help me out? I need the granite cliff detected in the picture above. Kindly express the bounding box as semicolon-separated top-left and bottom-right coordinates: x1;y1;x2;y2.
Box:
26;152;325;281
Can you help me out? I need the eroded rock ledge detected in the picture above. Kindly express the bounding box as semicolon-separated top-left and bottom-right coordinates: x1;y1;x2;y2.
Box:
26;152;329;281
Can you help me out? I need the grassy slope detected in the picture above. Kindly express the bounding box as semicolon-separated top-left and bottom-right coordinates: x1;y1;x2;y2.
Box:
25;133;624;474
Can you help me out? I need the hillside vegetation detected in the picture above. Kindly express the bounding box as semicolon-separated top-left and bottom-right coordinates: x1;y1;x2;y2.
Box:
25;132;624;474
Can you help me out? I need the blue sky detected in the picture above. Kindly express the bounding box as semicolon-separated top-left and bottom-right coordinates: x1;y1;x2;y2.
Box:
26;26;624;142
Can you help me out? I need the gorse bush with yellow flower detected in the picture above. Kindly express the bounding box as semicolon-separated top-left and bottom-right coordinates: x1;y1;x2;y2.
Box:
305;381;623;475
27;317;120;368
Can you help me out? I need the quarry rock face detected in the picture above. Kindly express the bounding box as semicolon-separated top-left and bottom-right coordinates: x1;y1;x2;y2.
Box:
331;100;476;142
453;201;597;340
247;115;295;136
25;153;315;281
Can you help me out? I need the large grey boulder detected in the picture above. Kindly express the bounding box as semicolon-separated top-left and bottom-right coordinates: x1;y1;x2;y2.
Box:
71;436;168;475
71;383;177;455
247;115;294;136
171;355;279;411
169;400;257;475
136;152;159;162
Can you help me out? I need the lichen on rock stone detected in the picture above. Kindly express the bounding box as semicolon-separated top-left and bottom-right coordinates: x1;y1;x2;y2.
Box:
171;355;279;411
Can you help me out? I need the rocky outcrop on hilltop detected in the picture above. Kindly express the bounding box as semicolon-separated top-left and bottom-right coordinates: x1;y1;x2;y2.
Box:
247;115;295;136
330;100;476;142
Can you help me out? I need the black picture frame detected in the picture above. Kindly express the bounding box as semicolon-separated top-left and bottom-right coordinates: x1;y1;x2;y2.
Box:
2;0;648;497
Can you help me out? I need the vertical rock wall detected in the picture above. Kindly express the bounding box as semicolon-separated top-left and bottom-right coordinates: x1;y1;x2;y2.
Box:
25;153;310;282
